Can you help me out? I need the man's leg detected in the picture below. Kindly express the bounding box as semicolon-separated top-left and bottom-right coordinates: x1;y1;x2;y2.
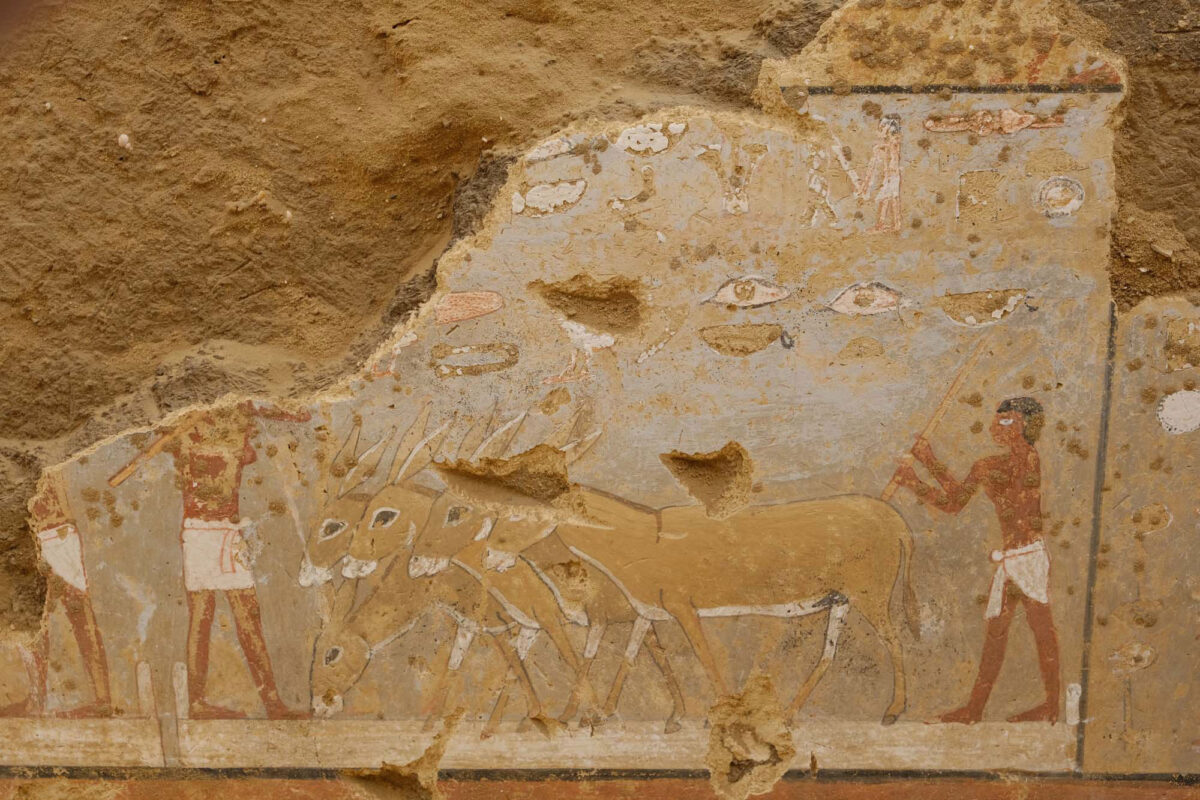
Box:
0;580;55;717
936;586;1017;723
56;582;112;718
226;588;306;719
187;589;244;719
1008;597;1061;723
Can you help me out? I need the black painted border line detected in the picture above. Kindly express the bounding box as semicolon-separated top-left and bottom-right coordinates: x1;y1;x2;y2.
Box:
0;766;1196;783
1075;300;1119;772
785;83;1123;95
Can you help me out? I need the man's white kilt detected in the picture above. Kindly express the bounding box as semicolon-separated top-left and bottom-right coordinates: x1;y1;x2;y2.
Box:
38;523;89;592
985;538;1050;619
182;518;255;592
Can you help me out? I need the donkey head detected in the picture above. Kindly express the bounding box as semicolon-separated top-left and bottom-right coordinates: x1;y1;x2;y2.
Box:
407;406;528;578
410;405;600;574
310;555;437;718
298;417;393;587
341;402;450;579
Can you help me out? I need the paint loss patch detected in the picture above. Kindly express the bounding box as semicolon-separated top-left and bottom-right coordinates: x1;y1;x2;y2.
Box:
706;673;796;800
530;274;642;333
660;441;753;519
935;289;1025;326
435;444;580;515
700;323;783;356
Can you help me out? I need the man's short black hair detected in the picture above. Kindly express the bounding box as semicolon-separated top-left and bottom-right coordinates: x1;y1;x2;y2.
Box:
996;396;1044;444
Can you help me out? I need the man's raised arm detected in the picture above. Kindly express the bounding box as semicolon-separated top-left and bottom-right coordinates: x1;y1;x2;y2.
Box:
895;438;982;514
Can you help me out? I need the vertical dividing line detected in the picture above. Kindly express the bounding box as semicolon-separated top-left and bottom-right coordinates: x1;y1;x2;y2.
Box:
1075;300;1118;772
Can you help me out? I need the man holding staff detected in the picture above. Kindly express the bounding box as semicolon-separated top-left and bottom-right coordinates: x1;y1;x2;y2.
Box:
894;397;1061;724
111;399;310;719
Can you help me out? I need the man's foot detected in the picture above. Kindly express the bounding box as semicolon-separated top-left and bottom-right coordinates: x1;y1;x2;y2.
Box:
0;697;37;717
54;700;113;719
189;701;246;720
1007;701;1058;723
265;704;309;721
929;705;982;724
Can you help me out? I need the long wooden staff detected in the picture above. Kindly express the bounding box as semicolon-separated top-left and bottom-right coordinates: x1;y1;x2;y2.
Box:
108;428;179;488
880;332;992;502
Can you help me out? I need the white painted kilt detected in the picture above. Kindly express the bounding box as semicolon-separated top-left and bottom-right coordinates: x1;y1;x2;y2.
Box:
985;538;1050;619
38;523;88;592
182;518;255;592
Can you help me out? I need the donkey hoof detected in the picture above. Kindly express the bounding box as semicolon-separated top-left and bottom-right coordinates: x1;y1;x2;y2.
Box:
881;713;900;726
663;718;682;735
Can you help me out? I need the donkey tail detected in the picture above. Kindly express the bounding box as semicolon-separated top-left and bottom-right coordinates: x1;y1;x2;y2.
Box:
896;525;920;639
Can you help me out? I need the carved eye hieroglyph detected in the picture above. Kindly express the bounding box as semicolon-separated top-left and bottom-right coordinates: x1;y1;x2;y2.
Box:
829;282;903;316
708;276;791;308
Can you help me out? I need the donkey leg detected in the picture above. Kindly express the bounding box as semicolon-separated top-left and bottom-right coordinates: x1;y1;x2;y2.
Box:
421;637;462;732
489;633;543;724
597;616;650;722
560;622;605;725
534;609;598;725
786;597;850;718
663;601;729;697
645;622;686;734
482;677;515;740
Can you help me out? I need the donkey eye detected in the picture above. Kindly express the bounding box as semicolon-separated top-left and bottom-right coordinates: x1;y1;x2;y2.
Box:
319;519;347;541
371;508;399;529
829;282;902;316
708;276;790;308
999;419;1014;426
324;646;343;666
445;506;469;526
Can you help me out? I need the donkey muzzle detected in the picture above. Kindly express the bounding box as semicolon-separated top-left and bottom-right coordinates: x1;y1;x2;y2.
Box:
408;554;450;578
342;556;378;579
298;559;335;587
312;693;344;719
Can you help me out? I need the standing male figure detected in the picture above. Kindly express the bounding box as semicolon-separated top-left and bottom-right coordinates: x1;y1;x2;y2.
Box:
2;471;112;717
895;396;1061;724
855;113;902;234
114;399;310;719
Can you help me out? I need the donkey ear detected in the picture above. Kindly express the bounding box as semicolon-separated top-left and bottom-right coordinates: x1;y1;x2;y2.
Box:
564;427;602;465
386;400;433;486
337;427;394;498
471;411;527;461
543;404;586;451
319;414;359;499
396;421;451;485
455;404;496;462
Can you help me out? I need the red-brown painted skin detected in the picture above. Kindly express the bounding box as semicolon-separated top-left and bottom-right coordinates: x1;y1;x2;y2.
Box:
1;474;113;719
165;400;310;721
895;406;1061;724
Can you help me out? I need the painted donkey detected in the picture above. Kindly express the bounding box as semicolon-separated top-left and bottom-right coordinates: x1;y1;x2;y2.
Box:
406;410;690;732
296;414;400;590
309;407;609;733
420;433;921;725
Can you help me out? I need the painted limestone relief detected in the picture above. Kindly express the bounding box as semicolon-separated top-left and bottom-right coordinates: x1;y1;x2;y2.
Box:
4;0;1166;780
